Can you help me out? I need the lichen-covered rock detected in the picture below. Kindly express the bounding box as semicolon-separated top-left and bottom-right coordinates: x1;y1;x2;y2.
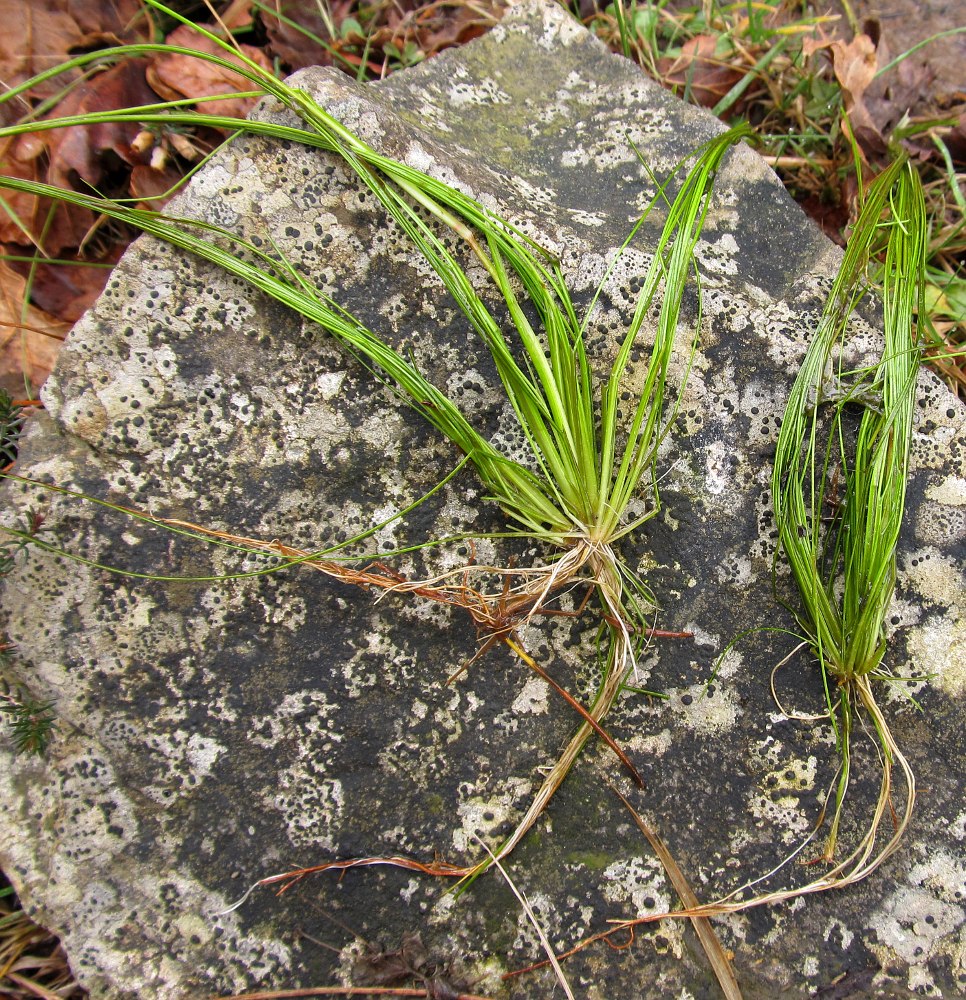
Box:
1;2;964;998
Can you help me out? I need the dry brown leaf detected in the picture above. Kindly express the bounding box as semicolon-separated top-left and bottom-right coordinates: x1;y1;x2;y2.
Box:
943;112;966;162
0;139;46;246
0;262;70;391
218;0;255;32
129;163;185;208
810;32;887;160
657;35;743;109
261;0;354;70
844;102;890;158
40;0;145;37
804;24;942;164
804;29;880;111
412;4;498;58
864;54;935;150
802;28;834;60
0;0;147;99
43;60;158;191
0;2;83;100
147;25;274;121
24;246;121;324
829;34;878;109
0;136;95;255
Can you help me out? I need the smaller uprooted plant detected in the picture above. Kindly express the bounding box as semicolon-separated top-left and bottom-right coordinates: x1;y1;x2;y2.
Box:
768;153;924;882
637;151;928;923
0;0;753;876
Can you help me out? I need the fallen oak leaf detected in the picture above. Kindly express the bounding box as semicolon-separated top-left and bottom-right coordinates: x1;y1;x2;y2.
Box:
260;0;357;72
942;111;966;162
657;35;744;109
801;29;879;111
129;162;189;208
808;31;889;160
0;0;147;99
829;33;878;109
14;244;122;323
0;137;94;255
842;103;890;159
43;59;160;191
218;0;256;32
0;60;153;270
0;1;84;100
147;25;274;123
846;22;932;128
802;26;835;61
0;261;69;391
409;3;499;59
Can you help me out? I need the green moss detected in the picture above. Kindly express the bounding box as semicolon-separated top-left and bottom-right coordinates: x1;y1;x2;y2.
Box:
564;849;614;869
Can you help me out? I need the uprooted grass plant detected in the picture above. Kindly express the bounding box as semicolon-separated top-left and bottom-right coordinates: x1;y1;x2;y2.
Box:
0;0;753;881
767;154;924;884
651;152;927;922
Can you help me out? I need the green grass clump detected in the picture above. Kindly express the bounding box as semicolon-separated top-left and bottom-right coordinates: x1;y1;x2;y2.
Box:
770;154;925;882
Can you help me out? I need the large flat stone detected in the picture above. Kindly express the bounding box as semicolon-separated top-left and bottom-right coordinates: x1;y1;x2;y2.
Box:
1;2;964;997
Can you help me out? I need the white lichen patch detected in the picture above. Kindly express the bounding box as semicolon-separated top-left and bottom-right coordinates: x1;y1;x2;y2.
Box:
737;376;787;447
916;498;966;549
704;439;733;496
869;850;966;983
510;675;550;715
2;742;295;992
447;72;511;108
342;629;397;697
911;411;965;475
248;693;346;854
247;690;342;747
824;917;854;951
568;208;606;227
925;474;966;508
601;855;684;952
885;595;924;638
665;682;739;734
625;726;673;759
694;233;740;275
184;733;225;780
756;297;815;369
141;730;226;800
510;889;567;954
746;751;818;845
452;777;532;854
273;775;345;850
715;548;754;588
901;545;965;608
906;610;966;696
313;370;346;400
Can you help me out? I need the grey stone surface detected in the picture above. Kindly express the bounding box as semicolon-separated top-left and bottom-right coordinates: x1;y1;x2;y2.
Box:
1;2;964;997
